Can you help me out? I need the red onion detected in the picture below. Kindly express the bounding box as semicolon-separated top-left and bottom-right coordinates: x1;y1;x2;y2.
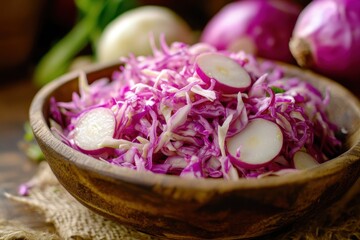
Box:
200;0;302;62
290;0;360;81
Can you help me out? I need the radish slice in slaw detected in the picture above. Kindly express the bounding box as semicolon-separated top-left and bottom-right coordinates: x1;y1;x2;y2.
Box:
195;52;251;93
73;107;116;151
226;118;283;168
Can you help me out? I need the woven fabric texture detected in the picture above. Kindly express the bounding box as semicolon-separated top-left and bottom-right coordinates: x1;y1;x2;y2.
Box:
4;163;153;240
2;162;359;240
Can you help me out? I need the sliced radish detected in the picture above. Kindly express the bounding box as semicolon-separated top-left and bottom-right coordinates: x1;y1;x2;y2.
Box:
226;118;283;168
74;107;116;151
195;52;251;93
293;151;320;170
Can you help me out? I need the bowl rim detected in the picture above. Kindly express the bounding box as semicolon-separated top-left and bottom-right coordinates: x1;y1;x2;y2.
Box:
29;61;360;192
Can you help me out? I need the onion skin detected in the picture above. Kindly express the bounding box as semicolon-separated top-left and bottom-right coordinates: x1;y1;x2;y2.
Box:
200;0;302;62
290;0;360;81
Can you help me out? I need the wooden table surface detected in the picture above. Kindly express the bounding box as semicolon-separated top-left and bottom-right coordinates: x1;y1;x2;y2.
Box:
0;74;359;236
0;78;56;233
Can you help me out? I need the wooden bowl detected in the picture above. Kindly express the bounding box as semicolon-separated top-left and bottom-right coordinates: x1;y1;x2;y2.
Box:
29;62;360;239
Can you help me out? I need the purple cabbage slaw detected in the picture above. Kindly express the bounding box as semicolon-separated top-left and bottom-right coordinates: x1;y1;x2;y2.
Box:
49;38;342;180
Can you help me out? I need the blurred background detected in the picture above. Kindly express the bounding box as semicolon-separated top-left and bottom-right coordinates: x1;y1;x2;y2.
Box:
0;0;71;82
0;0;314;84
0;0;225;82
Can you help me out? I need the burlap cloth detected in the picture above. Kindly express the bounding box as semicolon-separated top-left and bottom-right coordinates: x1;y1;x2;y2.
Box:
1;162;359;240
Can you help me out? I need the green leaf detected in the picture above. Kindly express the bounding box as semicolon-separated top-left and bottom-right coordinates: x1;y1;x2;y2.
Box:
33;1;103;87
22;122;45;162
90;0;138;51
271;86;286;94
33;0;138;87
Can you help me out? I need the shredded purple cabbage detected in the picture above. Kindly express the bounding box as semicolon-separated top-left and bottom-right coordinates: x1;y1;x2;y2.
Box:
49;38;342;180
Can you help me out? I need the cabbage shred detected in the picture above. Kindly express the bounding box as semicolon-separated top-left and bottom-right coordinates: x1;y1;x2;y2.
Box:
50;39;342;179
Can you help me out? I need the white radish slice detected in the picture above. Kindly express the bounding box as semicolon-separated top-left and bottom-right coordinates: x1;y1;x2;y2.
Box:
226;118;283;168
293;151;320;170
74;107;116;151
195;52;251;93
